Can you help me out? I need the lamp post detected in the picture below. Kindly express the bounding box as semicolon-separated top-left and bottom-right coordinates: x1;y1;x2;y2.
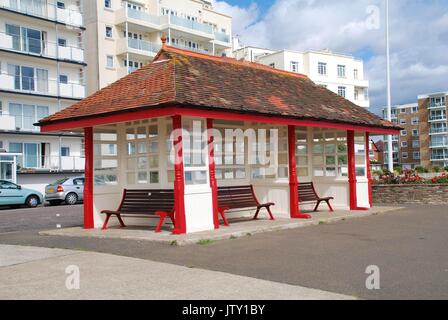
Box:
386;0;394;172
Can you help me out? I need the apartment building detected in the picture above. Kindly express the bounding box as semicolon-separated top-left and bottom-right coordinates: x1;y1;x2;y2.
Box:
381;93;448;170
418;92;448;168
382;103;421;169
0;0;86;192
84;0;232;93
233;46;370;108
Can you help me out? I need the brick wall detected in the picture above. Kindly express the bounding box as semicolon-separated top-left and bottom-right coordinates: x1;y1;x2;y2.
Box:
372;184;448;205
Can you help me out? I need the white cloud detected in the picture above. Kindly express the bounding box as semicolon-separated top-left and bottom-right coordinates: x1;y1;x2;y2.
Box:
213;0;448;114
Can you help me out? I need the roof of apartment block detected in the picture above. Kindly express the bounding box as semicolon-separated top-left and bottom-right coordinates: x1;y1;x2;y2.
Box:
38;44;399;131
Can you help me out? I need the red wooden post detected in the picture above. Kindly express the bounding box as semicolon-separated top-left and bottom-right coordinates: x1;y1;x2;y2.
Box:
347;130;357;210
172;115;187;234
288;125;311;219
83;127;94;229
207;119;220;229
366;132;373;208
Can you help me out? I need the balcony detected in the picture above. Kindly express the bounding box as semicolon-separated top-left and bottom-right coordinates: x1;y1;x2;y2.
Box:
430;141;448;148
18;155;85;172
428;101;446;109
117;37;161;58
214;31;230;43
430;153;448;161
0;0;83;27
0;73;85;99
171;42;211;55
429;127;448;135
428;114;447;122
169;15;213;36
0;31;85;63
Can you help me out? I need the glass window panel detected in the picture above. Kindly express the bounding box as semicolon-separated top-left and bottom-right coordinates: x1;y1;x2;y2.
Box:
127;172;136;184
338;155;348;165
326;167;336;177
313;144;323;154
127;142;136;155
355;155;365;165
235;168;246;179
148;141;158;153
313;167;324;177
138;142;147;154
325;144;336;154
136;126;146;139
339;166;348;177
215;169;222;180
356;167;366;177
278;167;288;178
137;157;148;169
224;169;234;179
313;155;324;165
148;156;158;167
296;145;307;155
137;171;147;183
337;143;347;153
296;132;307;143
297;156;308;166
297;167;308;177
278;153;288;164
149;171;159;183
126;128;135;140
326;155;336;165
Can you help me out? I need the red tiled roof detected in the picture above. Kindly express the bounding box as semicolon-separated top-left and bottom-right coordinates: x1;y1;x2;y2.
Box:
38;45;399;131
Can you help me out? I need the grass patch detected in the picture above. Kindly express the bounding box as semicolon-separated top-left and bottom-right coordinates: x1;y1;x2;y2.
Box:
246;232;252;237
197;239;214;245
170;240;178;246
318;220;326;225
229;235;237;240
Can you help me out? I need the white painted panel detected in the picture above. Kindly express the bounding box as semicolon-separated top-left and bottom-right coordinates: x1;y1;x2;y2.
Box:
184;189;214;233
356;180;370;208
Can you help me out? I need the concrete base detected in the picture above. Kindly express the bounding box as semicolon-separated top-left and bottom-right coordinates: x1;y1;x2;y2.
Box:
40;207;401;246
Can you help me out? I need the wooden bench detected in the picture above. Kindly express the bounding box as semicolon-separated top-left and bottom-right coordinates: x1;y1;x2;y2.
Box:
217;185;275;226
101;189;175;233
298;182;334;212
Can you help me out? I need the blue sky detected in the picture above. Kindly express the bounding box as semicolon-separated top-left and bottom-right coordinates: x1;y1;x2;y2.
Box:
213;0;448;115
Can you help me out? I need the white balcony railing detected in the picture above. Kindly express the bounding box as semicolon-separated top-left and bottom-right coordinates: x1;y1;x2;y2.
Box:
429;127;448;135
429;101;446;109
0;113;16;130
169;15;213;35
429;114;447;121
171;42;210;54
214;31;230;43
0;31;84;63
128;38;161;54
0;0;83;27
0;72;85;99
17;155;85;172
127;7;160;25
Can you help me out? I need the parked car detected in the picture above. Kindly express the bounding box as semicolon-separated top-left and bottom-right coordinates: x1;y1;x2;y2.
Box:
0;180;44;208
45;176;84;206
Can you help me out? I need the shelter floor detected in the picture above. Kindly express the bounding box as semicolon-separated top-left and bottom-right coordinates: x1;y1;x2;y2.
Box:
40;207;400;246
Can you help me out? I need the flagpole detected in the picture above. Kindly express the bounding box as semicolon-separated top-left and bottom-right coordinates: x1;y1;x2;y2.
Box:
386;0;394;172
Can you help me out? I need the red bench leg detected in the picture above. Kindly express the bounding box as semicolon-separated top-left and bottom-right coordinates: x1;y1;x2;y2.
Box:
102;214;111;230
326;200;334;212
266;206;275;220
117;214;126;227
219;208;230;226
155;212;168;233
253;207;261;220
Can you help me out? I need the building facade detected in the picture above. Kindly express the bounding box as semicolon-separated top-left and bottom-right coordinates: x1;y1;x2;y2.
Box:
233;46;370;108
418;92;448;168
0;0;86;192
84;0;232;93
382;103;421;170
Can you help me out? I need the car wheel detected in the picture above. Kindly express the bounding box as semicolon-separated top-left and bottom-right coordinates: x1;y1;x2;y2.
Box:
65;193;78;205
25;195;39;208
48;200;62;206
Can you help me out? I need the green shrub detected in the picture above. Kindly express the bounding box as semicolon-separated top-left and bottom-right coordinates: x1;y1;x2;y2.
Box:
415;166;427;174
394;166;403;175
432;166;441;173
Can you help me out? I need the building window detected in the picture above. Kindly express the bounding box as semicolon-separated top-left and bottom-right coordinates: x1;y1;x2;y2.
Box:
290;61;299;73
402;152;408;159
106;55;114;68
59;75;68;84
57;2;65;9
412;129;419;136
354;90;359;101
269;63;275;68
413;152;420;160
105;26;113;38
354;69;358;79
58;38;67;47
412;140;420;148
400;108;406;114
104;0;111;8
61;147;70;157
412;106;418;113
337;65;346;78
318;62;327;75
9;103;49;131
400;119;406;125
401;130;407;136
338;86;346;98
401;141;408;148
411;117;419;125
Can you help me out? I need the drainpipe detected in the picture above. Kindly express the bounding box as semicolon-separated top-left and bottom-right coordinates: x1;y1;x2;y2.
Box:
125;1;129;75
58;135;62;171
